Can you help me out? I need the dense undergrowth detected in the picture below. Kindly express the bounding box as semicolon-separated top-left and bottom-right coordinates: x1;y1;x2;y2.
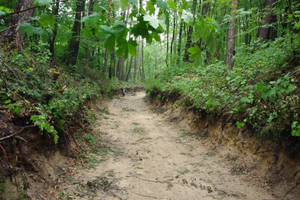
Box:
0;48;119;144
0;45;134;191
146;34;300;140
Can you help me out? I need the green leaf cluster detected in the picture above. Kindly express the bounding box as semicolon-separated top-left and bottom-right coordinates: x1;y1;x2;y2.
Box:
147;35;300;139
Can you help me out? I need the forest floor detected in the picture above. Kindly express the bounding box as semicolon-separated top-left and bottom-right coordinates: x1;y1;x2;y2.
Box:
60;92;282;200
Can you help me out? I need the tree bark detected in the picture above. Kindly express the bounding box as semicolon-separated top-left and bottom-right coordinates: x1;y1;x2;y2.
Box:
134;38;140;82
141;39;145;81
1;0;35;52
126;56;134;81
109;50;116;79
177;20;183;64
66;0;85;66
103;47;109;74
170;5;176;66
118;55;125;80
49;0;60;59
257;0;277;41
225;0;239;69
85;0;95;65
183;0;197;62
103;0;112;74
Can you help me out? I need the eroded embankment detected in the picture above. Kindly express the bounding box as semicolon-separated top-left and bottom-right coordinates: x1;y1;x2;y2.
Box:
149;94;300;199
31;91;296;200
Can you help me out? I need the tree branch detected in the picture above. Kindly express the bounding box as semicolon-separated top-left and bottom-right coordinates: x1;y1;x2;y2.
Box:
0;127;25;141
0;0;69;20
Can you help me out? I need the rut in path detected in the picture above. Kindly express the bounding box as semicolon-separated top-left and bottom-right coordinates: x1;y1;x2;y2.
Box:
68;92;274;200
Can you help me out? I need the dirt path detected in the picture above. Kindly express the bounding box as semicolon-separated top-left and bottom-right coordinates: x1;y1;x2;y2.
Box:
67;92;275;200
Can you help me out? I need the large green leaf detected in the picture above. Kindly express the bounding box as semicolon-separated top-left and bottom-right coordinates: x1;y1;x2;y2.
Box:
99;25;114;37
82;13;99;25
182;10;193;24
129;5;138;19
127;38;138;56
294;33;300;44
99;26;116;53
151;32;161;42
157;0;168;9
112;22;128;39
130;15;151;38
188;45;202;66
104;34;116;54
144;15;159;29
19;23;34;37
36;27;51;40
146;2;156;15
128;0;137;4
113;0;129;11
181;0;189;9
116;38;137;59
83;28;93;36
38;13;55;29
34;0;51;6
166;0;176;9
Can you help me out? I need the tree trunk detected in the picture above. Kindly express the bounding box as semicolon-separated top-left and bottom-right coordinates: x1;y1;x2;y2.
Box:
177;20;183;64
103;47;109;74
183;0;197;62
66;0;85;66
49;0;59;59
141;39;145;81
257;0;277;41
85;0;95;66
134;38;140;82
1;0;35;52
170;6;176;66
225;0;239;69
109;50;116;79
126;56;134;81
103;0;112;74
118;55;125;80
166;29;169;67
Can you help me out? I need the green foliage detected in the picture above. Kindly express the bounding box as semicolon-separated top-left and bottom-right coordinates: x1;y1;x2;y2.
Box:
34;0;51;6
38;13;55;29
30;114;59;144
19;23;35;37
0;47;116;145
147;35;300;139
0;6;12;16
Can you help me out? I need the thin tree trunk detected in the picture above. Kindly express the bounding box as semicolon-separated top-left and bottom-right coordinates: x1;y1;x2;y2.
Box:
103;0;112;74
183;0;197;62
118;8;128;80
225;0;239;69
134;38;140;82
126;56;134;81
170;5;176;66
66;0;85;66
109;50;115;79
86;0;95;65
49;0;59;59
103;48;109;74
118;55;125;80
141;39;145;81
177;20;183;64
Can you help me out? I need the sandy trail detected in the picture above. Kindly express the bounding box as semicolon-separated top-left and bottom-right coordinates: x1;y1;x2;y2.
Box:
68;92;274;200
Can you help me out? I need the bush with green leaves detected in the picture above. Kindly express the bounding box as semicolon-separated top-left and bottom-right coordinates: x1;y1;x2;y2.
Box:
0;48;115;144
146;34;300;139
